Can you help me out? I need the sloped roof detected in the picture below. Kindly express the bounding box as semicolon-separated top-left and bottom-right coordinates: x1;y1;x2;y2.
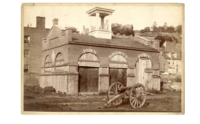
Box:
45;25;66;37
71;34;158;52
138;36;160;42
54;25;65;30
162;51;181;60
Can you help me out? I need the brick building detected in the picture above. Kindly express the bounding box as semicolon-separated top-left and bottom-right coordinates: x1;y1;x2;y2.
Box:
24;17;50;85
40;7;161;95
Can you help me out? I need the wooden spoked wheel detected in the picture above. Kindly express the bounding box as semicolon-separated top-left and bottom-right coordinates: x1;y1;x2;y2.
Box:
129;83;146;109
107;82;124;106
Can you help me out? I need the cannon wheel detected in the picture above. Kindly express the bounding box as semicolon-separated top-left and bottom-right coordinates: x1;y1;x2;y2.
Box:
107;82;124;106
129;83;146;109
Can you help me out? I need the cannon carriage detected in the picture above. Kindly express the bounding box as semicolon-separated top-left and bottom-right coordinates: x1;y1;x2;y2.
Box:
106;82;146;109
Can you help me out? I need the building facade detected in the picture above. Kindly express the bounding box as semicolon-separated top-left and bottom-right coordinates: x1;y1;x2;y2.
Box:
24;17;50;85
134;33;182;75
40;7;161;95
159;41;182;75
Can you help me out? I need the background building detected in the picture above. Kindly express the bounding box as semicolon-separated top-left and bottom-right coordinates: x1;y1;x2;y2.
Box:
160;41;182;75
24;16;50;85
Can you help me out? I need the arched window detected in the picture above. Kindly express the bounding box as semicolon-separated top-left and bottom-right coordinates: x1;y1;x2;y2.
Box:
78;53;100;67
109;55;127;68
44;55;51;67
55;53;64;66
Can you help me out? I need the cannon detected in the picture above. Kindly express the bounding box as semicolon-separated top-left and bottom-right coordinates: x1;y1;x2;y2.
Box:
106;82;146;109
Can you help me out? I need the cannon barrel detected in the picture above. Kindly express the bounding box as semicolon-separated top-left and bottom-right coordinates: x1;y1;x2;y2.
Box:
118;86;132;93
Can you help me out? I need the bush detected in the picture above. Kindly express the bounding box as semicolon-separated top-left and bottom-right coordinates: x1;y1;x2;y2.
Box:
24;85;43;94
44;86;56;94
148;88;164;94
24;86;57;94
175;75;182;82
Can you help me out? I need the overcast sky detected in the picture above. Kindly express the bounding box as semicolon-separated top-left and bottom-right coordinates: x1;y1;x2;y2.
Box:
23;4;183;32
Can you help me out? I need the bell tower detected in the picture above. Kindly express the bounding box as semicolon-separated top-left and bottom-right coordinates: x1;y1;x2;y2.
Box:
86;7;114;39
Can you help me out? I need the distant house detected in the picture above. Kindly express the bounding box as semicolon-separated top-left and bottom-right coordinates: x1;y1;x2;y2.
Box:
159;41;182;75
134;33;182;75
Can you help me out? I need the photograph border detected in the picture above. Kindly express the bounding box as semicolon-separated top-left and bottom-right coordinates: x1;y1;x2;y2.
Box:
21;3;185;115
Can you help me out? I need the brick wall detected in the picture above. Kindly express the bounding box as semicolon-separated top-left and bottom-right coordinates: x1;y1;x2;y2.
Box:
24;17;50;74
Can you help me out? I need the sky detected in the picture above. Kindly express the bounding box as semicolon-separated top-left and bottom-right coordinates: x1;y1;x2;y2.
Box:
23;4;183;32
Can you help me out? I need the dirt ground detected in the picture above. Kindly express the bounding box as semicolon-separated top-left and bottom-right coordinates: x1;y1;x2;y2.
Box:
23;90;182;112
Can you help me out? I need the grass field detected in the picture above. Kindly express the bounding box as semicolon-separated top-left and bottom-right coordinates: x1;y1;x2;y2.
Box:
23;90;181;112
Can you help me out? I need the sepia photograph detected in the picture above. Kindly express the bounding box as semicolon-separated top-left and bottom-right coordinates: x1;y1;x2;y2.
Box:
21;3;184;114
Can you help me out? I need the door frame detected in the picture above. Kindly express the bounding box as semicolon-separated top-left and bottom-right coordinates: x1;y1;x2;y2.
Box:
78;66;99;95
135;57;152;86
109;67;127;86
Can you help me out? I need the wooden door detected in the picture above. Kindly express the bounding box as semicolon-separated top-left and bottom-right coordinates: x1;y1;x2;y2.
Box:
78;67;98;92
109;68;127;86
135;58;152;86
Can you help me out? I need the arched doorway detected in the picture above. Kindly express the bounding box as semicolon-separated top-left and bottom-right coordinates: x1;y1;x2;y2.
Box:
109;54;128;86
135;57;152;87
78;52;100;93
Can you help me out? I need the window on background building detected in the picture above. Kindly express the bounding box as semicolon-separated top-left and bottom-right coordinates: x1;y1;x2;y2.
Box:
166;52;171;58
165;63;168;72
168;60;170;64
24;35;30;43
163;64;165;71
24;64;29;72
173;53;177;58
24;49;30;58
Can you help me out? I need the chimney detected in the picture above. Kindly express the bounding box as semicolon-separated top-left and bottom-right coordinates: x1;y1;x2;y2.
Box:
53;18;58;26
36;16;45;28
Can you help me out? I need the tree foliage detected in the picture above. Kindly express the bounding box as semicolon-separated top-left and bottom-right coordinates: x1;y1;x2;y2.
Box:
140;27;150;33
176;25;182;34
65;27;79;33
155;35;175;47
140;22;179;33
112;23;135;36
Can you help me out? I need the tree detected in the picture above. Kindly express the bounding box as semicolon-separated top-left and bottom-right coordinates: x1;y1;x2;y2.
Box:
157;26;164;32
155;36;165;47
163;23;168;32
140;27;150;33
155;35;174;47
111;23;122;35
166;26;175;33
163;35;173;42
120;26;126;35
65;27;79;33
125;28;135;36
152;21;157;32
112;23;135;36
176;25;182;34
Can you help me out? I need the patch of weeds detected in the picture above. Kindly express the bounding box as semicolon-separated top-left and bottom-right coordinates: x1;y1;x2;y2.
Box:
24;96;35;100
147;89;164;94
